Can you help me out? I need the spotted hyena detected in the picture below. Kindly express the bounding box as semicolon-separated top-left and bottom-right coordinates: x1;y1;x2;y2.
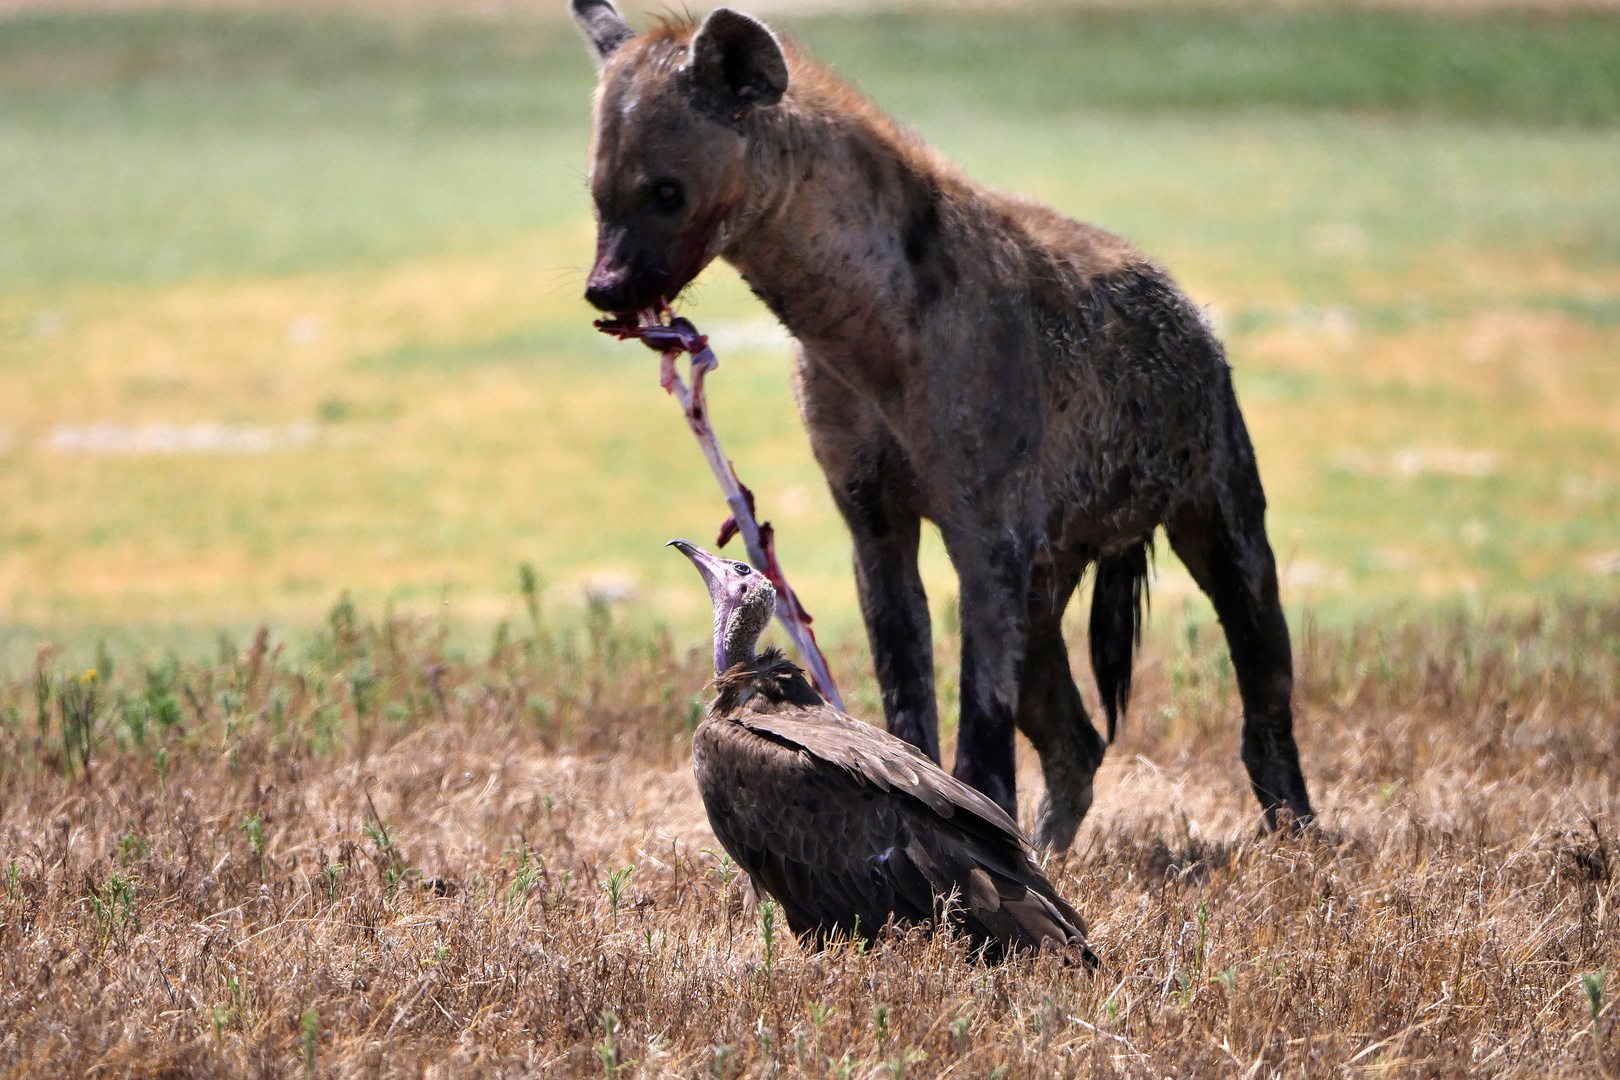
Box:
571;1;1313;848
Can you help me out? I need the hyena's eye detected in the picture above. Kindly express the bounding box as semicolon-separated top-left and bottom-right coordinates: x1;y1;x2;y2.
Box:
649;179;685;214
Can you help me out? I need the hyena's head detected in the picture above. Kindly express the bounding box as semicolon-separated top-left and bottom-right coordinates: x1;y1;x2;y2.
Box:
572;0;788;316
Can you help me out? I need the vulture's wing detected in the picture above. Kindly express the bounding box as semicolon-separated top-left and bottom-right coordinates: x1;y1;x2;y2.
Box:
704;697;1095;963
693;716;942;937
733;699;1025;847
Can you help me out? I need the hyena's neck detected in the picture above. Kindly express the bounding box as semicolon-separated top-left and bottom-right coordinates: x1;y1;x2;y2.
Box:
722;108;958;376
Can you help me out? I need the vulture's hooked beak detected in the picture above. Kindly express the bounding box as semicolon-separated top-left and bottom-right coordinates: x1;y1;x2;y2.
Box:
668;537;740;613
668;537;722;584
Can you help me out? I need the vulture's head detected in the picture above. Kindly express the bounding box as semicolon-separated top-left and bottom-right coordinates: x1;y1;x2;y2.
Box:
668;539;777;675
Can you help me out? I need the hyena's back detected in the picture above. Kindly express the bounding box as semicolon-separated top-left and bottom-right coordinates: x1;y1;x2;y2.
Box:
793;170;1239;563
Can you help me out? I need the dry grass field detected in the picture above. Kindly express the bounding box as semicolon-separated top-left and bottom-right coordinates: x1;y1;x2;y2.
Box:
1;601;1616;1077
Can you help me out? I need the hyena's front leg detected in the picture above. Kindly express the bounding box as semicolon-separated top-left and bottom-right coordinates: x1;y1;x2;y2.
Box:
939;518;1036;820
840;474;938;760
799;363;940;760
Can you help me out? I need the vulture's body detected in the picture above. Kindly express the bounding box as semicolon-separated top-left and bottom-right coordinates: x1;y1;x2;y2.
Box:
694;648;1095;962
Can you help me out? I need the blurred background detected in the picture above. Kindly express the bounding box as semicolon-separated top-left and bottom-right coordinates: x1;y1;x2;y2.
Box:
0;0;1616;668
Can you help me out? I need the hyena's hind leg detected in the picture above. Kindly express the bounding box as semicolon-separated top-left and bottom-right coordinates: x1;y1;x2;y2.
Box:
1166;463;1314;829
1018;560;1108;852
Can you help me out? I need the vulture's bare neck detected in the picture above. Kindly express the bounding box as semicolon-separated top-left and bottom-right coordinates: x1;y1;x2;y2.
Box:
714;589;775;676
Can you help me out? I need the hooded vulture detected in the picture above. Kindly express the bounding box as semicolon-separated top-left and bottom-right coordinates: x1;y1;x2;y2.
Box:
670;538;1096;964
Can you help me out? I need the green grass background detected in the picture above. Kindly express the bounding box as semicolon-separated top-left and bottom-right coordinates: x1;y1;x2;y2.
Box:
0;5;1616;669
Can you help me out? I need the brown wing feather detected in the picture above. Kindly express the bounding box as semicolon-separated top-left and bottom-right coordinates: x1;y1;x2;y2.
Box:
734;703;1025;844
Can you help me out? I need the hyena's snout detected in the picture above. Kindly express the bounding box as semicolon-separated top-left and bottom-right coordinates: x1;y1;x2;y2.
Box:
582;262;639;315
583;225;676;315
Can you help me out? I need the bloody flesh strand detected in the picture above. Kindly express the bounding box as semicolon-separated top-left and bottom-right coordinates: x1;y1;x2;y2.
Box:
595;310;845;711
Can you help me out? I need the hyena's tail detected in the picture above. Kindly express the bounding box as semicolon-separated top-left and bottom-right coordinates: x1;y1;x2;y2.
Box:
1089;538;1152;743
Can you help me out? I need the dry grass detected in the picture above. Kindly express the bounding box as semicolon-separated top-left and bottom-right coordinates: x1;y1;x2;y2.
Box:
1;602;1617;1077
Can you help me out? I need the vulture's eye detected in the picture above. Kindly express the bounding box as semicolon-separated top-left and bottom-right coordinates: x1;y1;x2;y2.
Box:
650;179;685;213
734;563;751;576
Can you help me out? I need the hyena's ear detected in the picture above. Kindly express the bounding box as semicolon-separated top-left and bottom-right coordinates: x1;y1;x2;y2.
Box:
571;0;634;67
689;8;788;111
